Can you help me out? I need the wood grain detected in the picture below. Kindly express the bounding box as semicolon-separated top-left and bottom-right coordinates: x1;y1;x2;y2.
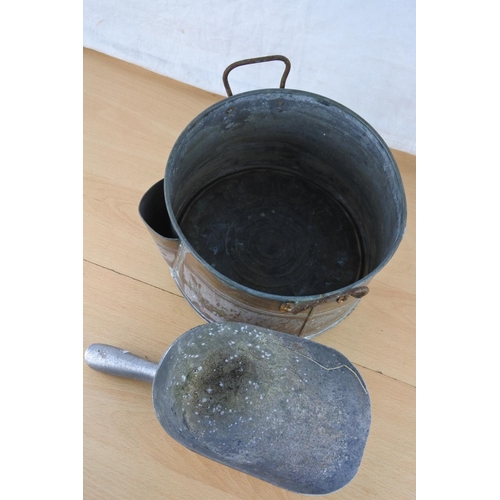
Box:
84;48;223;294
84;261;415;499
84;48;415;499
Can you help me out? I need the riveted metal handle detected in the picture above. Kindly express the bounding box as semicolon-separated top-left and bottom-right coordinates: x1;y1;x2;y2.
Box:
222;55;291;97
280;286;370;315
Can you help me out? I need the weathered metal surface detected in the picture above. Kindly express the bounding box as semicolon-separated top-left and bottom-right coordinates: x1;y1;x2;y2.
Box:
139;57;407;338
85;323;371;495
179;169;363;296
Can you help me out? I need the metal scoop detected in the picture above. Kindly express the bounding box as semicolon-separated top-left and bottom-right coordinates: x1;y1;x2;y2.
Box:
85;322;371;495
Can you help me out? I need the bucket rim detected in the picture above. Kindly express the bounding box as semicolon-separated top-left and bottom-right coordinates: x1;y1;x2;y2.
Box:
164;88;408;305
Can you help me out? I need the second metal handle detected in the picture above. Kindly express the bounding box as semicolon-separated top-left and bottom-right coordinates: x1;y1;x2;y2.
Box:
222;55;291;97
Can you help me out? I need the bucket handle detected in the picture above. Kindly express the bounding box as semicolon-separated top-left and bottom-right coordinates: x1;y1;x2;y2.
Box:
222;55;291;97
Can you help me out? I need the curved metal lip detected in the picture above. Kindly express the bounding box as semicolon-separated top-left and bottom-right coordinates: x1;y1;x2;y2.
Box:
164;88;407;305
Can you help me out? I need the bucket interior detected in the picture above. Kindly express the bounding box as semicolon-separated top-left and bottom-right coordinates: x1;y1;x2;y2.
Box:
166;90;406;297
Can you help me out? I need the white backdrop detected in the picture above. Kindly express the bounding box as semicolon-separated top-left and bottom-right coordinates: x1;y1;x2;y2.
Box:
84;0;415;155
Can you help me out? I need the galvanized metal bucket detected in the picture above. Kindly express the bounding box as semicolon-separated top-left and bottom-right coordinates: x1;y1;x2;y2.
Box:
140;56;407;338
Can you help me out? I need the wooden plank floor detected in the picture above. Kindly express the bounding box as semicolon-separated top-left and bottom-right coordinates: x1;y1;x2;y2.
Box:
83;48;416;499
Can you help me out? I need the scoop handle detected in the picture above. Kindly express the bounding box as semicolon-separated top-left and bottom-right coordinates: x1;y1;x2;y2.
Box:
85;344;157;383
